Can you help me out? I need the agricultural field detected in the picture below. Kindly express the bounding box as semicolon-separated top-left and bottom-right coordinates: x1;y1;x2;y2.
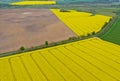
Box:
0;0;56;5
51;9;111;36
10;1;56;5
1;37;120;81
0;8;112;54
0;9;76;53
100;17;120;45
0;0;98;4
1;1;120;81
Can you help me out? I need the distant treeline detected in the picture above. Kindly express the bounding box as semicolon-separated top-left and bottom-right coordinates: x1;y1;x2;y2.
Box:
0;4;10;8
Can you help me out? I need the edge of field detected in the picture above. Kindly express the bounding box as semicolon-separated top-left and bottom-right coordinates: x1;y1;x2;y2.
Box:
99;16;120;45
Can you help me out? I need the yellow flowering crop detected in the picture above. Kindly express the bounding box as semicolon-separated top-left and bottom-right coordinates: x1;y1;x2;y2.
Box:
10;1;56;5
51;9;111;36
1;37;120;81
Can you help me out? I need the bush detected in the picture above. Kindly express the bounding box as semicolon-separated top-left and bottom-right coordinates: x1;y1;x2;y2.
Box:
60;9;70;12
69;36;77;40
20;46;25;51
87;33;91;36
45;41;49;46
92;31;95;35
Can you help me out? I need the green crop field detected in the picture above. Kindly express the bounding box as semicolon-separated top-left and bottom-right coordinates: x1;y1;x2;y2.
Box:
100;17;120;45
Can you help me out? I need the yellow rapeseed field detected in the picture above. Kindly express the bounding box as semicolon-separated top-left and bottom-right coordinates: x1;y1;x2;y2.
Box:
10;1;56;5
51;9;111;36
1;37;120;81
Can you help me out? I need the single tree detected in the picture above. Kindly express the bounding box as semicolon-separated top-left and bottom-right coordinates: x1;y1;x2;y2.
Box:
45;41;49;46
20;46;25;51
92;31;95;35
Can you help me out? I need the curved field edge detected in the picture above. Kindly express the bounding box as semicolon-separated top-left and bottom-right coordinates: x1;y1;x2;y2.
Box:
1;37;120;81
50;9;111;36
99;16;120;45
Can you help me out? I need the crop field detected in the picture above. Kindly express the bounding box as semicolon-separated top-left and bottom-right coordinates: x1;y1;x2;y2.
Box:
0;8;113;53
1;2;120;81
10;1;56;5
51;9;111;36
1;37;120;81
0;9;76;53
100;17;120;45
0;0;97;4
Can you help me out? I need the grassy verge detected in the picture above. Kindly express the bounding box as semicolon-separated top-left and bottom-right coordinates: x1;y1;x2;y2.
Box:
0;34;97;58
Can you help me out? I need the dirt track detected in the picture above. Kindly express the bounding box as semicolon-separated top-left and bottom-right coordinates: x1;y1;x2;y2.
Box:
0;8;76;53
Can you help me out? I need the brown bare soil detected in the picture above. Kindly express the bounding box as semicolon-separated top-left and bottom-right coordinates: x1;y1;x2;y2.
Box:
0;8;76;53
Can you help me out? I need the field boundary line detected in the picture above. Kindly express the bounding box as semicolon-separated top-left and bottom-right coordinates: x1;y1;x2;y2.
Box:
40;52;66;81
73;43;120;72
56;47;101;81
48;50;84;81
64;46;119;81
30;54;49;81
